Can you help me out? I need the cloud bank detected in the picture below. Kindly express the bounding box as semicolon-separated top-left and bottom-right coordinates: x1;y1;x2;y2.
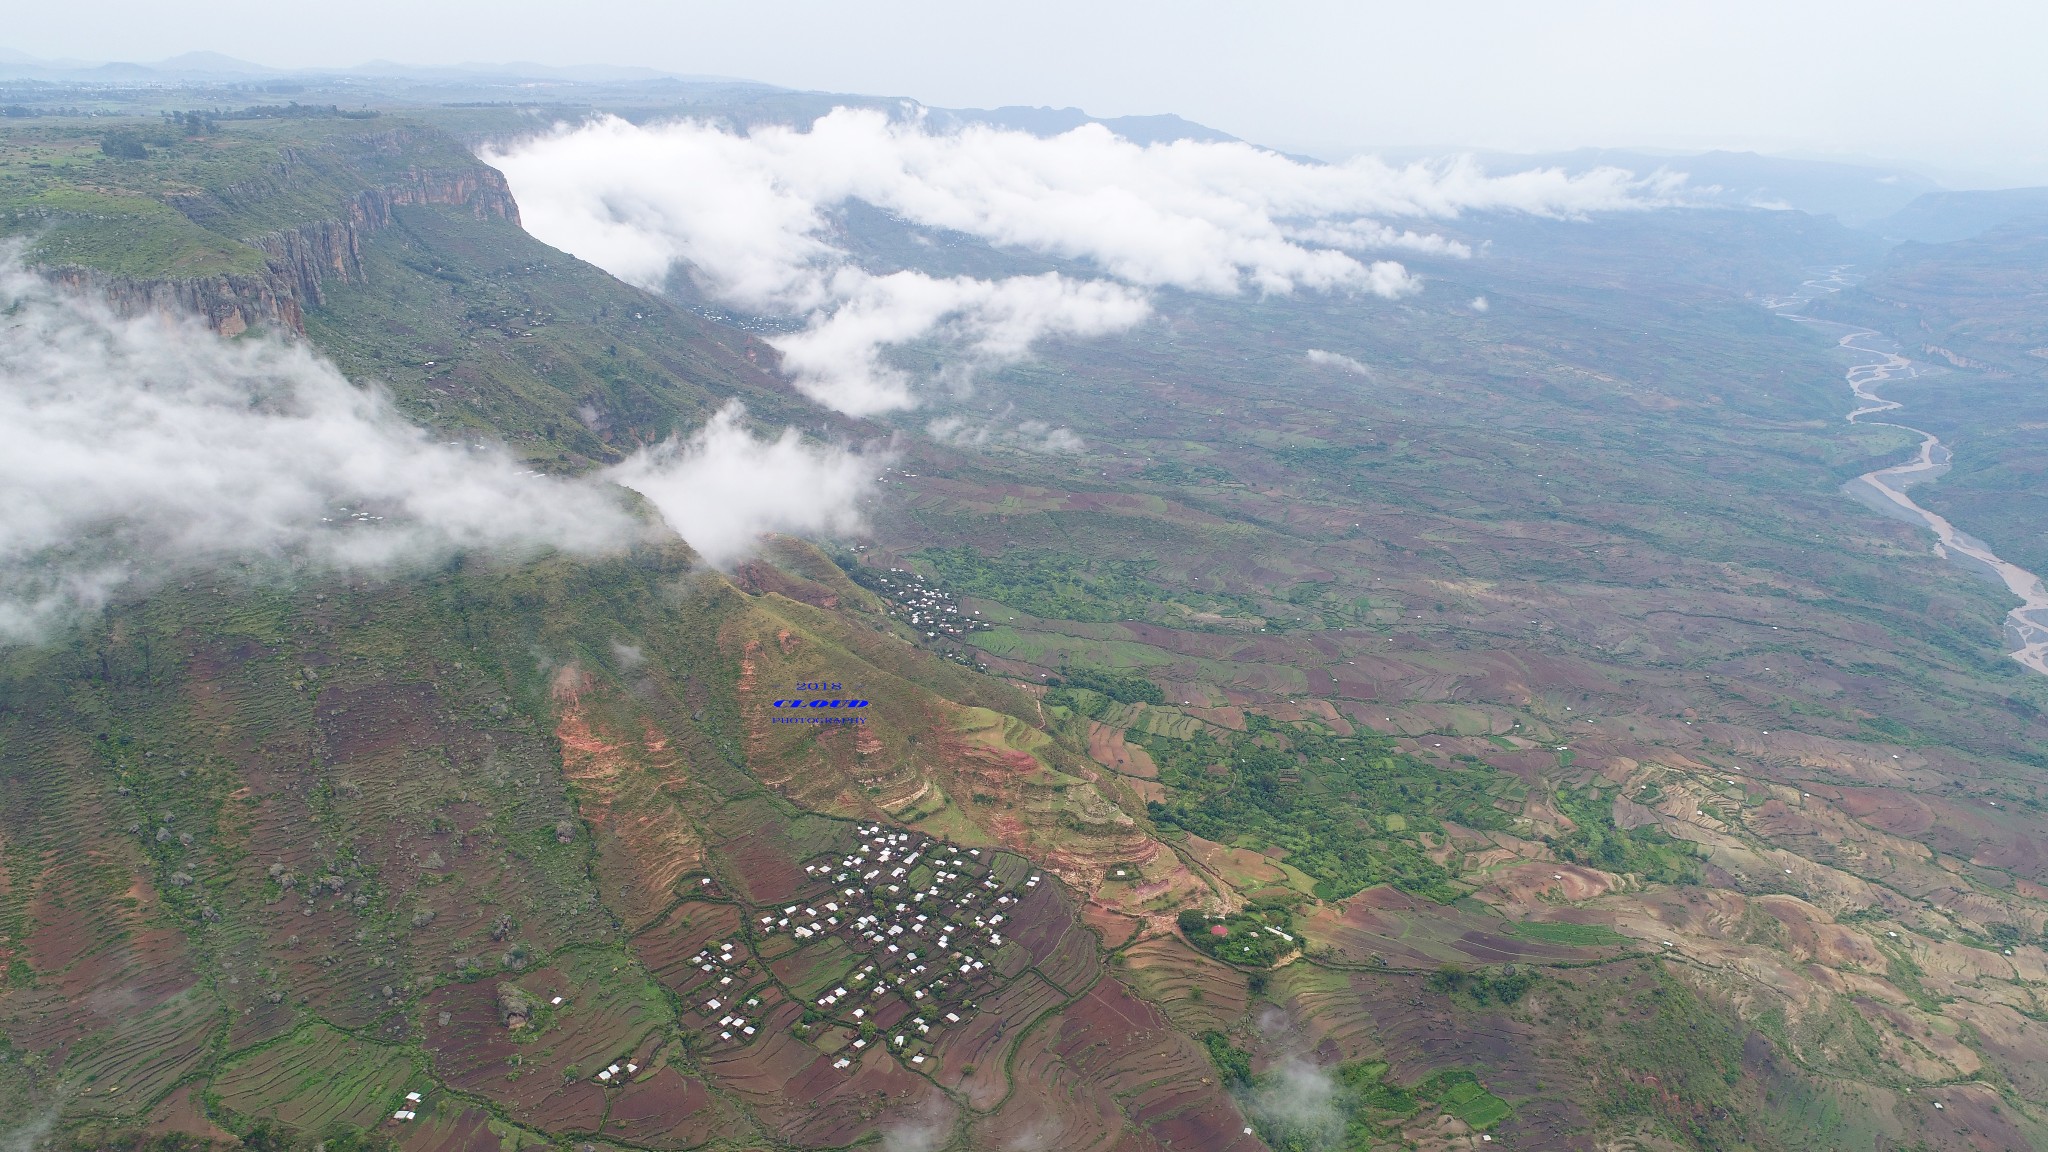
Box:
488;109;1666;416
0;262;877;641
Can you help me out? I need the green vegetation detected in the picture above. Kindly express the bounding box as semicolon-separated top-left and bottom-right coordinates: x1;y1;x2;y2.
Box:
916;545;1168;622
1054;666;1165;705
1177;905;1300;968
1427;963;1538;1006
1138;460;1234;486
1549;786;1702;884
0;115;480;279
1200;1030;1254;1088
1142;716;1513;901
1242;1058;1508;1151
1534;963;1770;1148
1415;1068;1512;1130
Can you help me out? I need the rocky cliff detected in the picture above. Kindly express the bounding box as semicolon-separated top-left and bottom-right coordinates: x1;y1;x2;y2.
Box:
36;124;523;336
248;169;522;311
40;265;302;337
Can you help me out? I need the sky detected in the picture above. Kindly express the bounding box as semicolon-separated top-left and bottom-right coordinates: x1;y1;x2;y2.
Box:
7;0;2048;184
12;0;2048;183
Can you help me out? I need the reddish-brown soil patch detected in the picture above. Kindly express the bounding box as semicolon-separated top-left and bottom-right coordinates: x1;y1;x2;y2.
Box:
632;900;746;995
697;1005;958;1147
144;1082;238;1144
971;974;1261;1152
1086;720;1158;777
929;971;1067;1109
1082;902;1143;949
317;682;450;764
1305;884;1618;968
396;1105;506;1152
602;1066;750;1149
552;668;708;927
420;967;653;1134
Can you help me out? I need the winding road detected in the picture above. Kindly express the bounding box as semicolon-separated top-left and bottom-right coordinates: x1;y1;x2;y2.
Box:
1771;271;2048;677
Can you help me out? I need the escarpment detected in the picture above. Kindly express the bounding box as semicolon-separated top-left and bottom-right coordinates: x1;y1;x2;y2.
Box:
34;124;522;336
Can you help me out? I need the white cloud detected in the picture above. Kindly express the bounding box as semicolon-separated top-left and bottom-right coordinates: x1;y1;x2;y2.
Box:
1305;348;1373;376
487;110;1668;416
0;262;885;641
770;269;1148;416
0;259;639;642
1470;295;1491;312
1283;218;1474;259
1016;421;1085;453
928;410;1085;453
1244;1057;1345;1149
607;401;885;568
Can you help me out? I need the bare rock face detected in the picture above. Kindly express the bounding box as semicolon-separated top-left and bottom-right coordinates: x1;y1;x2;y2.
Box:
39;265;301;337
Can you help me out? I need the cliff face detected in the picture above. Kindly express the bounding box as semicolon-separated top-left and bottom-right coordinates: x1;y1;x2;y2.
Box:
250;169;522;312
40;265;302;337
38;125;523;336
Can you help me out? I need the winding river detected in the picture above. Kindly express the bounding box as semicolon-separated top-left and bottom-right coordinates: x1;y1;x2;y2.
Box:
1770;271;2048;678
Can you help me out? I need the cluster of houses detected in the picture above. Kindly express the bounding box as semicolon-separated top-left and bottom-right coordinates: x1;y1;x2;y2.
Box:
651;826;1043;1077
551;825;1046;1092
861;568;992;640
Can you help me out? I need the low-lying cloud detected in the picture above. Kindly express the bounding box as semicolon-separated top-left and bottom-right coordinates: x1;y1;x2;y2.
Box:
609;401;886;568
0;262;878;641
1305;348;1373;376
769;269;1148;416
1244;1056;1347;1149
488;109;1668;416
927;407;1085;453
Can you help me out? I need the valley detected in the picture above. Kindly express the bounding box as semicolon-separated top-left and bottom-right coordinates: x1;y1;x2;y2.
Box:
0;85;2045;1152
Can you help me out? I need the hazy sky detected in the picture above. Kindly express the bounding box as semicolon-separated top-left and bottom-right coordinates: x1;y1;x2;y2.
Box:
10;0;2048;184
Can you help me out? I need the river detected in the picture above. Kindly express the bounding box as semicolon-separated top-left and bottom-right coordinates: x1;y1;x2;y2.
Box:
1768;270;2048;678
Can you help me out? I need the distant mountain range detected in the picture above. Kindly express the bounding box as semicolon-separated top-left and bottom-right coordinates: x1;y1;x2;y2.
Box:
1861;186;2048;243
0;47;752;85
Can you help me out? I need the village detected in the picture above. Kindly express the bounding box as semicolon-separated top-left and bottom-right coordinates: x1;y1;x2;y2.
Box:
612;825;1038;1081
848;567;993;641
